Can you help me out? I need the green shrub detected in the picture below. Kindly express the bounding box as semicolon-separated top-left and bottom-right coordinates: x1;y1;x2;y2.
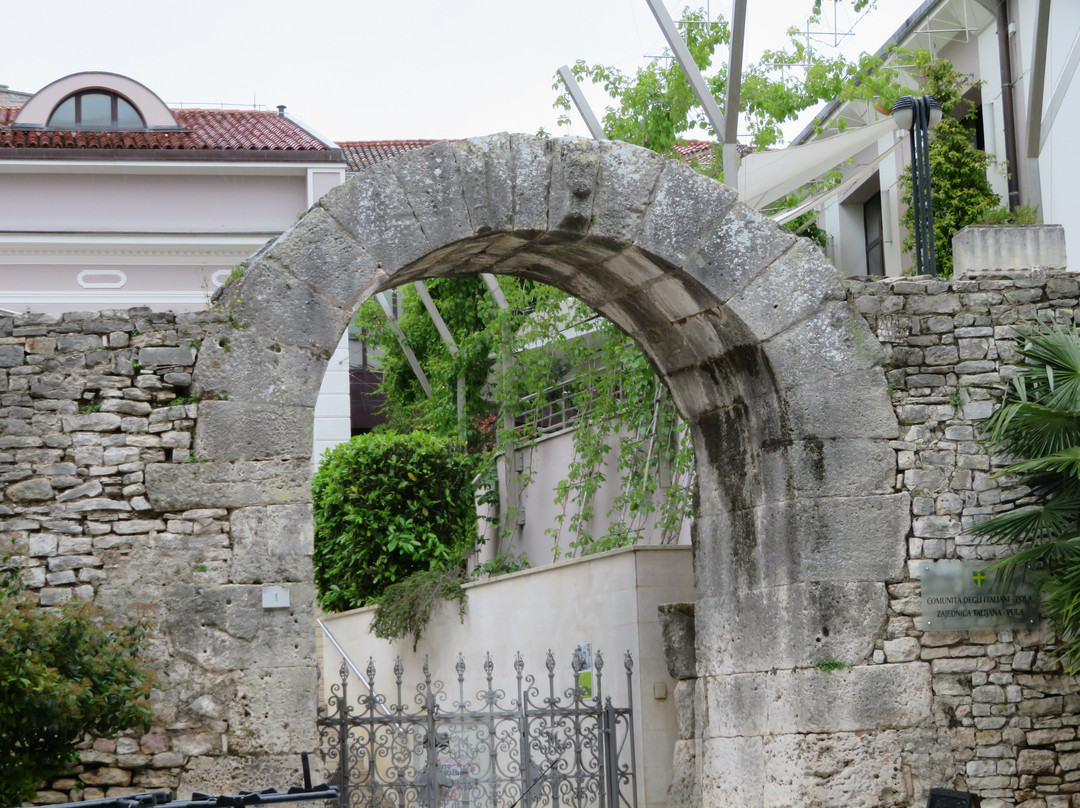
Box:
0;566;157;805
312;431;478;612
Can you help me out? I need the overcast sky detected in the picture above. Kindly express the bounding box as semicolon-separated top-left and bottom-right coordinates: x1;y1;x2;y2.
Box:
2;0;923;143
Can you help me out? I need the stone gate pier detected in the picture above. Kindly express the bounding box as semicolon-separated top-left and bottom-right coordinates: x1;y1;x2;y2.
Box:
1;136;1078;808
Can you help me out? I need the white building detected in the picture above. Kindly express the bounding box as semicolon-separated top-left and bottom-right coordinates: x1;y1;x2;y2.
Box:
0;71;353;458
786;0;1079;277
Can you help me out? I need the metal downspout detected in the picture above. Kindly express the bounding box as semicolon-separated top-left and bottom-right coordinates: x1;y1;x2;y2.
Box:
995;0;1022;210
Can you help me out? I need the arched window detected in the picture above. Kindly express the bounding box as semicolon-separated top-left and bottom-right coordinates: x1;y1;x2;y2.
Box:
47;91;145;130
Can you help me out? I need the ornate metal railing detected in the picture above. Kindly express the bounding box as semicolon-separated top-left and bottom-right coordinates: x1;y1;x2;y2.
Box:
317;649;636;808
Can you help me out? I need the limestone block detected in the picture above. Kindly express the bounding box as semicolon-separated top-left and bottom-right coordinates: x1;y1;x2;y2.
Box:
884;637;921;662
191;327;329;408
766;664;931;733
700;736;764;808
229;504;314;584
547;137;601;236
684;202;796;305
8;477;54;501
740;494;909;588
138;347;195;368
636;161;738;271
177;755;305;802
674;679;697;739
508;134;556;233
390;139;474;248
589;140;668;245
80;767;131;786
194;400;313;462
668;738;701;808
0;345;23;367
62;412;122;432
318;161;433;272
695;582;887;675
449;134;514;234
725;238;847;342
781;367;899;441
264;207;379;310
164;582;316;671
752;437;898;498
226;665;319;755
701;672;769;738
145;459;312;511
953;224;1068;276
762;300;884;390
659;602;697;679
56;480;104;502
1018;749;1057;774
762;730;911;808
228;261;352;357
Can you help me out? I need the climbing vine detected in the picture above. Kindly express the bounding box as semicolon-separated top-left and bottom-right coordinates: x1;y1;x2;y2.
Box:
354;280;694;561
899;51;1002;277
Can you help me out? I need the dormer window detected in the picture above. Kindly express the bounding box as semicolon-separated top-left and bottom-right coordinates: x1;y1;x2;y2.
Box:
47;91;145;130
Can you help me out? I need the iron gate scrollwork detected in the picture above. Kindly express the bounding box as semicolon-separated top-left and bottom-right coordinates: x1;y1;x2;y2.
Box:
318;649;636;808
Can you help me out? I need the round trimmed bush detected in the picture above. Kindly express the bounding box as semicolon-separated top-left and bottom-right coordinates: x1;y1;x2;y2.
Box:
312;431;478;612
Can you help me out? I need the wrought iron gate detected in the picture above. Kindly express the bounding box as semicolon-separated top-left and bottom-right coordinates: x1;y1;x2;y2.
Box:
318;649;636;808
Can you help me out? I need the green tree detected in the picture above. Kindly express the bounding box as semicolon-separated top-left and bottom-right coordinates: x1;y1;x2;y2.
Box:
554;6;902;163
899;51;1001;277
312;431;478;612
0;567;157;806
972;322;1080;673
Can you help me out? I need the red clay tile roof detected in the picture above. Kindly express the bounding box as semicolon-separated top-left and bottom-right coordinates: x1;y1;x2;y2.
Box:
0;106;332;151
336;140;443;172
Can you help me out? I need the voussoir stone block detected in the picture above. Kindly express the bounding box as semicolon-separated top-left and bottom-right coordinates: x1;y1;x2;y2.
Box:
229;261;352;356
319;161;433;273
636;161;738;271
547;137;601;236
145;460;311;511
762;300;884;387
509;134;556;233
588;140;668;246
684;202;797;304
724;238;847;342
449;134;514;234
194;400;312;462
390;139;474;249
265;207;380;310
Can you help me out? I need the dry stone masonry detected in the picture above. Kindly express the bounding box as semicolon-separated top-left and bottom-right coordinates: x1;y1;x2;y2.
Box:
1;308;318;801
3;137;1079;808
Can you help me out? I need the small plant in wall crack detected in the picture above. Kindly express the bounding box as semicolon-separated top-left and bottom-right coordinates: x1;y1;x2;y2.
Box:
814;658;851;672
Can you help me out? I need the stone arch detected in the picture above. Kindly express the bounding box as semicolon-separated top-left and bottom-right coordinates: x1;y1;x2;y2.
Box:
180;134;912;803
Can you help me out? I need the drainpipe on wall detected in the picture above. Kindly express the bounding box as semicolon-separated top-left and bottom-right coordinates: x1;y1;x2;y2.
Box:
995;0;1022;211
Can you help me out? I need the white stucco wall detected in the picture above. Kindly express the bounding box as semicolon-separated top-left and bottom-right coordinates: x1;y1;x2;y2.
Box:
317;545;695;808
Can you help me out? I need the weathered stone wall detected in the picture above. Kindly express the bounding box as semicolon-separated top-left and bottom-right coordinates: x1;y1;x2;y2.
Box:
670;271;1080;808
1;308;318;803
856;272;1080;807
